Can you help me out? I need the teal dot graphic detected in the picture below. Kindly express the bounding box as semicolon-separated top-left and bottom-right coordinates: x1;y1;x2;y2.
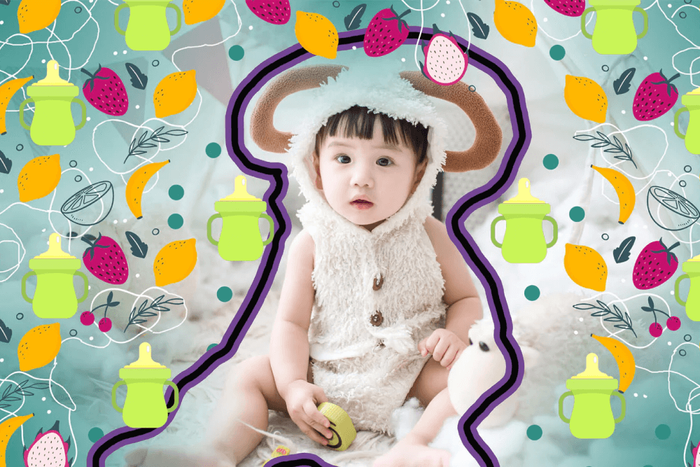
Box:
206;142;222;158
217;286;233;302
169;185;184;200
229;45;245;61
207;343;217;351
527;424;543;440
168;214;184;229
88;427;104;443
525;285;540;301
569;206;585;222
543;154;559;170
655;424;671;440
549;45;565;60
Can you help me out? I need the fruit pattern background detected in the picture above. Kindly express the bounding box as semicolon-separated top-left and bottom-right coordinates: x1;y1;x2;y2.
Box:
2;0;700;466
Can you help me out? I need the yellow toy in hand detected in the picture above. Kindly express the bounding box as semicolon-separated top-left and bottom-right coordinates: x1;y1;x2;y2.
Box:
318;402;356;451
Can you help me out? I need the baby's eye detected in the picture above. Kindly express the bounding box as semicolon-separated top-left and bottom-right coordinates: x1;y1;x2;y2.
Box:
335;155;351;164
376;157;393;167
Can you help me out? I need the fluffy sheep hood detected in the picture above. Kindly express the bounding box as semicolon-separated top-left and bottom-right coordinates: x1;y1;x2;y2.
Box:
288;65;448;236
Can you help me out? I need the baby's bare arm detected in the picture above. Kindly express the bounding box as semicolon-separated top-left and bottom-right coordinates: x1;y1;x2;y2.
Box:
424;217;483;344
269;230;316;397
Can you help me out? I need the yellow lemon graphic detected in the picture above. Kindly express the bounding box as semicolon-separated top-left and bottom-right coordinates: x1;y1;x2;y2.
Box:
565;75;608;123
183;0;225;25
295;11;339;59
18;154;61;203
18;323;62;372
154;70;198;118
18;0;61;34
154;239;198;287
564;243;608;291
494;0;537;47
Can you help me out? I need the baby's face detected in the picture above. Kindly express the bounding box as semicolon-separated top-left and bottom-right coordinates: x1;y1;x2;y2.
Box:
315;121;425;231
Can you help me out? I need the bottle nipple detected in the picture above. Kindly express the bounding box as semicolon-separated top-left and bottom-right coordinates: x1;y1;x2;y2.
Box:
126;342;166;368
504;178;545;204
36;233;73;259
36;60;71;86
221;175;260;201
572;353;612;379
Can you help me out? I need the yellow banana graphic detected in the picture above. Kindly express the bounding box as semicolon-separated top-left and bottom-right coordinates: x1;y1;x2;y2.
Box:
0;413;33;467
126;159;170;219
0;75;33;135
591;333;636;393
591;165;635;224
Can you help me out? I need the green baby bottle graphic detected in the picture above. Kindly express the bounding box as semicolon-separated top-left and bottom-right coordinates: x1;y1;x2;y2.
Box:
22;233;89;319
115;0;182;51
581;0;648;55
674;88;700;154
19;60;87;146
559;353;626;439
112;342;179;428
675;253;700;321
207;175;275;261
491;178;558;263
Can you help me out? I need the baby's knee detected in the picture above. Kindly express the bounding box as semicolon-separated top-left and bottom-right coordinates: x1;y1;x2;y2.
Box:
229;355;273;392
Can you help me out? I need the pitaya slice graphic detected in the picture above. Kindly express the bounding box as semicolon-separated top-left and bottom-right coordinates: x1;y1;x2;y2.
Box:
419;24;469;86
24;420;72;467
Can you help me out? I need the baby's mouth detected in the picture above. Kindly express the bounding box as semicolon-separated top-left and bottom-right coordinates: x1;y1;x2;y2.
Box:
351;199;374;210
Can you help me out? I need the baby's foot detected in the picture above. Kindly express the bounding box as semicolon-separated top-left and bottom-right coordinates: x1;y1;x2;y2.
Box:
124;445;235;467
372;435;450;467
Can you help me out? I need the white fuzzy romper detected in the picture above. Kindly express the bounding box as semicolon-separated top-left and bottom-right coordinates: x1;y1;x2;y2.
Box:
287;66;452;434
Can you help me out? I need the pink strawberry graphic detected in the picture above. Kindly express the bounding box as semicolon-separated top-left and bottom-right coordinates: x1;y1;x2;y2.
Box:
632;69;680;121
543;0;585;17
81;65;129;116
81;233;129;284
632;237;680;289
246;0;290;24
420;24;468;86
363;5;411;57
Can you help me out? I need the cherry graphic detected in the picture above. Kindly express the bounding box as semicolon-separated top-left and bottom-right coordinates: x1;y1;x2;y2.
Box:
81;291;120;332
641;297;678;336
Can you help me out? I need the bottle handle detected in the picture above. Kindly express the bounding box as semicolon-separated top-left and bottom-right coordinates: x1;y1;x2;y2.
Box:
72;98;87;130
75;271;89;303
612;391;626;423
114;4;128;36
581;8;595;39
19;98;34;131
675;273;690;306
167;4;182;36
634;7;648;39
261;213;274;246
675;108;689;139
490;216;505;248
21;271;37;303
544;215;558;248
558;391;573;423
206;213;222;246
111;380;127;413
164;381;180;413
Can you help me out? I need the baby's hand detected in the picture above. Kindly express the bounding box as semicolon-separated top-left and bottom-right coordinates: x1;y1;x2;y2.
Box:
283;380;333;445
418;329;467;370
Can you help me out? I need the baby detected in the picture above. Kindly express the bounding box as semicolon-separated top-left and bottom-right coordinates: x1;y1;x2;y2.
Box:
126;65;501;467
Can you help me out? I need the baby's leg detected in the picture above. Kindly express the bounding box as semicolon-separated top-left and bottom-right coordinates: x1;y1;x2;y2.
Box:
373;359;453;467
125;355;288;467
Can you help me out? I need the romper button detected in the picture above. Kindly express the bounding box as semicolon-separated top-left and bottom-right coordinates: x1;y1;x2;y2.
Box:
373;275;384;291
370;310;383;326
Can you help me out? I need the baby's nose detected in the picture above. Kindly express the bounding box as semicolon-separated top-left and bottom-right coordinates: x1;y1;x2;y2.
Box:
351;164;374;187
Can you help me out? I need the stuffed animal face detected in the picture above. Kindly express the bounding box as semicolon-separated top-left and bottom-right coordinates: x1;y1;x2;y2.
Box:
447;317;538;428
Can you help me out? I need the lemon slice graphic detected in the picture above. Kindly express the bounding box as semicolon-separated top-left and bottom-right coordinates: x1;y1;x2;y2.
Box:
647;186;700;231
61;181;114;226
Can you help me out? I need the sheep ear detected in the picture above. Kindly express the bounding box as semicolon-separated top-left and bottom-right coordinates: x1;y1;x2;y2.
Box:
520;346;540;369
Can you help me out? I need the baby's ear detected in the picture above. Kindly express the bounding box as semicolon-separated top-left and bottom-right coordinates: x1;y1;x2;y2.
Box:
411;158;428;193
311;152;323;190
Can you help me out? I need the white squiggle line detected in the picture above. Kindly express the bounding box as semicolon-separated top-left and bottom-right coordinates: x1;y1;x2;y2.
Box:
670;4;697;18
531;0;598;42
455;0;473;54
0;223;26;282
